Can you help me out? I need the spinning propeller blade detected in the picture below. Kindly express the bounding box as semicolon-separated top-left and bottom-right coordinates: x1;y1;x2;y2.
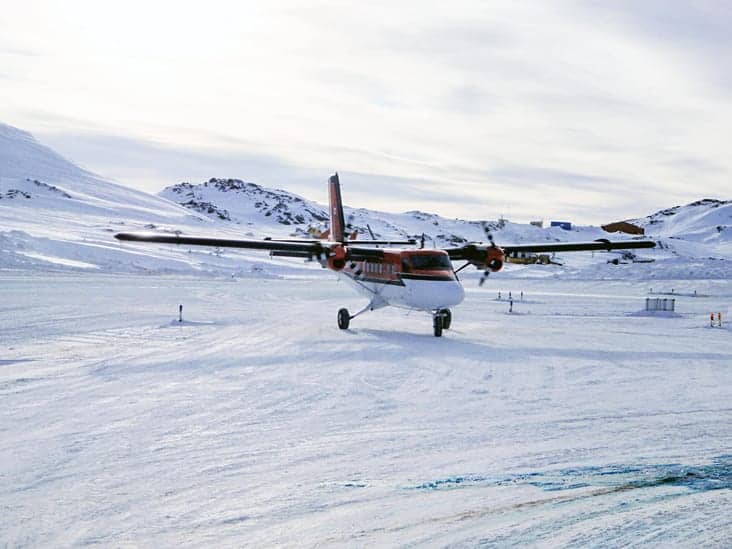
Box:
479;221;497;286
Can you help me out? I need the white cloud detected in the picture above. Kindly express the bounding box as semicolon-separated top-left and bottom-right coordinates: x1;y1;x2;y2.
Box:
1;1;730;223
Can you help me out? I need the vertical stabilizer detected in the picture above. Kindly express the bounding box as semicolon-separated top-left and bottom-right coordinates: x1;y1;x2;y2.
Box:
328;173;346;242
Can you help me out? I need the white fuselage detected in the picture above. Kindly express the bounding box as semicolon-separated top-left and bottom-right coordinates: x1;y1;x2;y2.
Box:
337;271;465;312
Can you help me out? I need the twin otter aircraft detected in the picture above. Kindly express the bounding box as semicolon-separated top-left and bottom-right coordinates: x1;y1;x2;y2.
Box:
116;174;656;337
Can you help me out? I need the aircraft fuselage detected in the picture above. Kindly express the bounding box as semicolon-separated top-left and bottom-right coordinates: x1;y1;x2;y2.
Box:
333;249;465;311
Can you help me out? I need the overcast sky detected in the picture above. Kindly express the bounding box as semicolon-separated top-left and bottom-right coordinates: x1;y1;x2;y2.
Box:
1;1;730;223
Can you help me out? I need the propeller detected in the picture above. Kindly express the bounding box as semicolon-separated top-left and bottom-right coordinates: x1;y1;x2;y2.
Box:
479;221;497;286
366;224;377;240
481;221;497;248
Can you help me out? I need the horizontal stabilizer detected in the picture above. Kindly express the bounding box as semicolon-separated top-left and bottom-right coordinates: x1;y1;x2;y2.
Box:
270;238;416;246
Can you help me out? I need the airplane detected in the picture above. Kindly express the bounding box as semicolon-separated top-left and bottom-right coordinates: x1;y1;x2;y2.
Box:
115;173;656;337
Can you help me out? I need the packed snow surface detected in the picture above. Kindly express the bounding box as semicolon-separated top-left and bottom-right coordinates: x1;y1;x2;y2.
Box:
1;273;730;546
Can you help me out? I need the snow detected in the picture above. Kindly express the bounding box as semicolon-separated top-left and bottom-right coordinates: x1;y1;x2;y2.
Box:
14;251;100;270
2;122;731;281
2;122;731;545
1;273;730;546
631;199;732;259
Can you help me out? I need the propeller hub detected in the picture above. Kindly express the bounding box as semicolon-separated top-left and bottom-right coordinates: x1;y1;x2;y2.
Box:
488;258;503;271
327;244;347;270
485;246;505;272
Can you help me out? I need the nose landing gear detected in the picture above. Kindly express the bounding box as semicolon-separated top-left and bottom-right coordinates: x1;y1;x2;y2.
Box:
432;308;452;337
440;308;452;330
433;315;443;337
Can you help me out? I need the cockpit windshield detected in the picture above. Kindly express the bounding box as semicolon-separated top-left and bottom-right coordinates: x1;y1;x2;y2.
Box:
408;253;452;271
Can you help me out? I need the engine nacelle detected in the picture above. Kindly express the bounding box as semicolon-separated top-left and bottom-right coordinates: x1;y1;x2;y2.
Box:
484;247;505;272
327;244;347;270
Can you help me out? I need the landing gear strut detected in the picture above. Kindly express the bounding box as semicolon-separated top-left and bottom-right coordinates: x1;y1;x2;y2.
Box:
338;304;452;337
440;308;452;330
337;297;387;331
433;315;443;337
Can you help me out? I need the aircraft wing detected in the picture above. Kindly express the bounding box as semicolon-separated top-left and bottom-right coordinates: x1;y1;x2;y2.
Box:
446;238;655;260
114;232;330;258
115;232;390;261
501;239;656;254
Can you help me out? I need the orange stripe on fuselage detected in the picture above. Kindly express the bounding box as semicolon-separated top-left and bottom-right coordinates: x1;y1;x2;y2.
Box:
338;250;456;285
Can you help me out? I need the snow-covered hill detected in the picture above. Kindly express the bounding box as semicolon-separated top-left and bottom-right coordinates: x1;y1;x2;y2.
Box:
0;123;189;219
161;178;602;247
0;123;307;276
1;122;730;279
160;178;329;229
629;199;732;258
161;178;732;279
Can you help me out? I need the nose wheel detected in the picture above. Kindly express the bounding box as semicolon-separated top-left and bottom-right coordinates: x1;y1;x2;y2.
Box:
433;308;452;337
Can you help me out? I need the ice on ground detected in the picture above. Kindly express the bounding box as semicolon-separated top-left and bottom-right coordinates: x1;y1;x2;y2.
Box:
1;274;730;546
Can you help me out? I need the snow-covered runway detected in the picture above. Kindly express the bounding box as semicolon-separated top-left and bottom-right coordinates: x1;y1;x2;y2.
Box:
2;274;730;546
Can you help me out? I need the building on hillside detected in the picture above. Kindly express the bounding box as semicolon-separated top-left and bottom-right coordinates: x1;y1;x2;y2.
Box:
550;221;572;230
601;221;645;235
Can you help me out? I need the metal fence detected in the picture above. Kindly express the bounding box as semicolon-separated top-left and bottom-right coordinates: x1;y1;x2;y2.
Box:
645;298;675;312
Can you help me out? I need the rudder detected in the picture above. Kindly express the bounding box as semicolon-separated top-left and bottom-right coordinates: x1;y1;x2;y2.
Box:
328;173;346;242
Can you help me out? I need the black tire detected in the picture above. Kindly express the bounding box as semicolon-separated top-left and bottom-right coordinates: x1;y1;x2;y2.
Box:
337;308;350;330
441;308;452;330
433;315;443;337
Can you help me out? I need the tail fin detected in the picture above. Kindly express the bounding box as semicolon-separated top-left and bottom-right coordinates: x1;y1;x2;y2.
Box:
328;173;346;242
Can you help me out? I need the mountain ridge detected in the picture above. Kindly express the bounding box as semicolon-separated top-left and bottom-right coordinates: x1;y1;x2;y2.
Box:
1;122;730;278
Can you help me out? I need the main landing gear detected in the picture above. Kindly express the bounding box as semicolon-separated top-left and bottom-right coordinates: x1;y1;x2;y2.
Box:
337;305;452;337
337;296;388;331
432;308;452;337
337;308;350;330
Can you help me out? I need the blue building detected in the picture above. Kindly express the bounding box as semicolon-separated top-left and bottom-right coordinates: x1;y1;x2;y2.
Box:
550;221;572;230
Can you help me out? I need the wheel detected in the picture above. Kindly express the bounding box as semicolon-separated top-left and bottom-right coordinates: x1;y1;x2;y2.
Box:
337;308;350;330
441;308;452;330
433;315;443;337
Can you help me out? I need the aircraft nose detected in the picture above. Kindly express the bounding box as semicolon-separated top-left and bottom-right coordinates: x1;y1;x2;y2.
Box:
405;279;464;310
445;281;465;306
